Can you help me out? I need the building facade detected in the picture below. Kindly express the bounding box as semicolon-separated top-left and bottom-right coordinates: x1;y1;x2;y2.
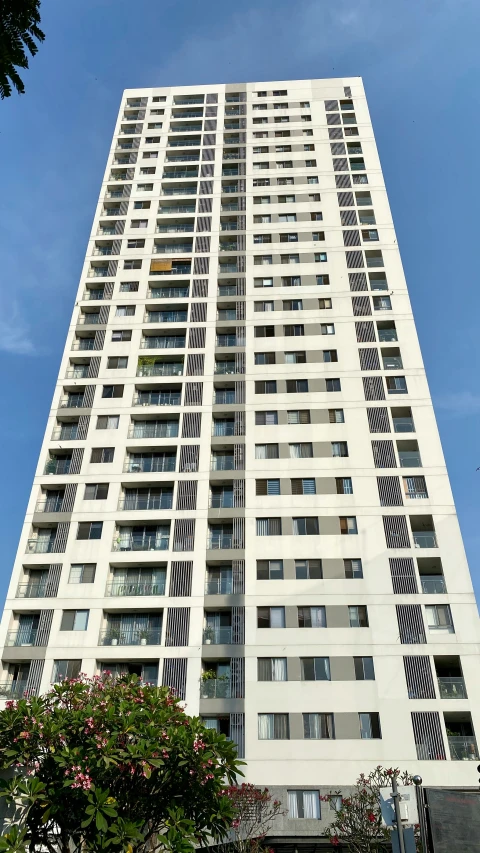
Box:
1;77;479;835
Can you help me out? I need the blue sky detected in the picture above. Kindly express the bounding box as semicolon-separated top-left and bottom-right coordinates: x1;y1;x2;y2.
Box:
0;0;479;606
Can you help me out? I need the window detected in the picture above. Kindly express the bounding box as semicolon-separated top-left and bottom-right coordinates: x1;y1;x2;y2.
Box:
102;385;124;398
329;408;344;423
253;162;270;170
373;296;392;310
107;356;128;369
253;117;268;125
256;517;282;536
277;177;294;185
127;238;145;249
284;324;304;337
305;159;317;167
336;477;353;495
304;143;314;150
285;351;306;364
386;376;408;394
254;255;273;265
254;325;275;338
275;145;291;153
349;605;369;627
255;352;276;365
289;442;313;458
303;717;334;742
359;712;381;739
142;151;158;158
116;305;135;316
257;607;285;628
60;610;89;631
286;379;308;393
254;277;273;288
255;411;278;425
253;178;270;187
362;229;379;241
309;193;320;202
131;220;148;229
277;160;293;169
287;410;310;424
257;90;267;97
280;233;298;242
254;300;274;312
323;350;338;363
258;714;289;739
52;660;81;682
278;195;295;203
282;276;301;287
253;146;269;154
344;558;363;579
288;790;321;818
77;521;103;541
298;605;326;626
293;517;319;536
315;252;327;262
152;95;166;102
253;195;271;204
311;212;323;222
111;330;132;341
255;380;277;394
279;213;296;222
133;201;150;210
136;183;153;191
321;323;335;335
256;479;281;495
312;231;325;241
123;259;142;270
300;100;310;108
84;483;109;500
253;214;271;223
316;274;329;285
96;415;119;429
257;559;284;579
68;564;96;584
332;441;348;457
340;516;358;535
295;559;322;579
273;89;287;96
291;478;316;495
273;102;288;110
425;604;454;633
90;447;114;463
274;116;290;124
326;378;341;392
275;130;290;138
258;658;287;681
319;299;332;310
354;657;375;680
253;132;268;138
119;281;139;292
252;104;268;111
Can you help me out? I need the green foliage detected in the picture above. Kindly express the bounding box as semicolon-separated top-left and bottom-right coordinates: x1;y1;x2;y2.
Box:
0;0;45;99
0;674;243;852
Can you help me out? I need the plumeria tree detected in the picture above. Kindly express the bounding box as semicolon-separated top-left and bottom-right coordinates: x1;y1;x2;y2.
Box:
322;767;420;853
0;674;243;853
220;783;286;853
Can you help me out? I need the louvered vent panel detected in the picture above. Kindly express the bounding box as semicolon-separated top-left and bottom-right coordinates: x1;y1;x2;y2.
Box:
203;133;216;145
198;197;212;213
53;522;70;553
234;381;245;404
231;657;245;698
45;564;62;597
335;174;351;188
132;139;140;150
235;352;245;374
182;412;202;438
162;658;187;700
359;348;381;371
411;713;445;760
103;282;115;298
111;239;121;255
204;120;217;132
328;127;343;140
352;296;371;316
355;320;375;341
200;163;214;178
341;210;358;226
383;515;411;548
367;407;390;433
236;278;246;295
338;192;354;207
176;480;198;511
188;327;206;348
234;444;245;470
349;272;367;291
25;660;44;696
205;106;218;117
172;519;195;552
372;440;396;468
192;279;208;297
390;558;418;594
232;559;245;593
230;713;245;758
193;257;210;275
327;113;341;125
201;148;215;161
76;416;90;440
93;329;105;350
169;561;193;597
62;483;77;513
236;234;246;251
239;196;246;210
199;181;213;195
114;220;125;235
83;385;96;408
362;376;385;401
233;479;245;508
235;326;246;346
195;235;211;253
98;305;110;324
232;606;245;643
119;200;129;214
344;86;352;98
346;251;364;268
397;605;426;644
331;142;346;155
237;215;246;230
36;610;54;646
325;100;339;111
106;260;118;277
179;445;199;473
69;448;84;474
377;476;403;506
186;353;205;375
232;517;245;549
196;217;212;232
236;301;245;321
190;302;207;323
87;357;101;379
238;162;246;176
333;158;348;172
184;382;203;406
206;93;218;104
165;607;191;645
343;230;361;247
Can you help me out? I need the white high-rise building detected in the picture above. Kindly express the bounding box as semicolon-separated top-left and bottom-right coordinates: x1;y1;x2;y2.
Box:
1;77;479;837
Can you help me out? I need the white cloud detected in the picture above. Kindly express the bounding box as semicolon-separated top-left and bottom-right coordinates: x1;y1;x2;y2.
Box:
0;302;34;355
434;391;480;417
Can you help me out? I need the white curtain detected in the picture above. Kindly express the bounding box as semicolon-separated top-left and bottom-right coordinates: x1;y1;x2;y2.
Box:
289;443;301;458
311;607;326;628
258;714;274;740
255;445;267;459
303;791;320;819
203;718;219;731
288;791;299;818
270;607;285;628
272;658;287;681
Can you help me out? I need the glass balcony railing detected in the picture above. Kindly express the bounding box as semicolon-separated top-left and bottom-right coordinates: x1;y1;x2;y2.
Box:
16;582;48;598
398;453;422;468
145;312;188;323
218;285;238;296
207;535;234;550
71;339;95;351
112;535;169;552
393;418;415;433
413;532;438;549
65;369;89;379
214;392;236;405
173;98;204;105
203;627;232;644
217;310;237;320
167;139;201;147
44;459;71;475
35;498;65;513
219;244;238;252
221;203;239;211
205;578;233;595
161;187;197;196
162;171;198;180
59;397;85;408
5;629;38;647
133;392;181;407
124;458;176;473
106;581;166;597
128;424;178;439
99;628;162;646
200;679;232;699
118;495;173;511
51;426;79;440
169;124;202;133
212;422;235;436
377;329;397;342
158;206;196;215
420;576;446;593
448;736;479;761
383;357;403;369
216;336;238;347
78;310;102;319
171;111;203;119
26;539;55;554
83;289;105;299
140;337;185;349
437;677;467;699
218;264;239;273
165;156;199;164
148;288;189;300
156;225;194;234
214;363;236;375
0;681;28;698
136;364;183;377
210;494;234;508
222;186;239;194
154;245;193;254
211;457;235;471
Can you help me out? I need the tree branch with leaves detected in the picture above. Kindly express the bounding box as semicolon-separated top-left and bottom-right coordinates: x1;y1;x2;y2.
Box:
0;0;45;99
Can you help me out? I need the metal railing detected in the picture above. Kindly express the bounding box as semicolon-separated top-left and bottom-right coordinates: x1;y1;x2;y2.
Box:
214;393;236;405
393;418;414;433
26;539;55;554
211;457;235;471
214;363;236;375
136;364;183;377
212;423;235;436
221;204;239;211
16;582;48;598
398;454;422;468
437;677;467;699
159;207;196;216
216;336;237;347
171;111;203;119
128;424;178;439
383;357;403;369
222;186;239;194
92;247;114;256
148;288;189;299
52;426;79;440
203;627;232;644
156;225;194;233
218;285;237;296
405;489;428;499
153;245;193;254
378;330;398;342
205;578;233;595
99;628;162;646
83;289;105;299
140;337;185;349
71;339;95;350
210;494;234;508
413;532;438;548
168;124;202;132
207;535;234;550
123;458;176;473
0;681;28;698
167;139;201;147
420;576;446;593
77;312;101;322
133;393;181;407
217;310;237;320
145;312;188;323
448;736;479;760
173;98;204;105
59;397;85;408
200;679;232;698
5;629;38;646
162;171;198;180
35;498;65;513
65;369;89;379
44;460;71;475
161;187;197;196
222;169;239;177
112;535;169;552
118;495;173;511
219;244;238;253
106;581;166;597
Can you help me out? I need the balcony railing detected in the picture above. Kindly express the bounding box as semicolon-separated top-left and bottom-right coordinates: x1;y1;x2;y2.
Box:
393;418;415;433
83;289;105;299
71;339;95;351
136;364;183;377
133;392;181;407
174;98;204;105
145;312;188;323
123;458;176;473
214;363;236;375
65;369;89;379
92;247;115;256
217;310;237;320
165;155;199;163
77;312;101;322
218;265;239;273
0;681;28;698
211;457;235;471
221;203;239;211
149;265;192;276
210;494;234;508
26;539;55;554
218;285;237;296
168;139;201;147
52;426;79;440
5;629;38;647
222;169;239;177
448;736;479;761
222;186;239;194
216;336;238;347
129;424;178;439
205;578;233;595
140;337;185;349
99;628;162;646
16;582;48;598
59;397;85;408
207;535;234;550
112;535;169;552
420;576;446;593
203;627;232;644
200;679;232;699
378;330;398;342
119;495;173;511
219;244;238;253
383;357;403;369
212;423;235;436
159;205;196;214
44;460;71;475
106;581;166;597
153;244;193;254
398;454;422;468
214;393;236;405
35;498;65;513
156;225;194;233
405;488;428;499
149;288;189;299
171;111;203;118
162;171;198;180
413;532;438;548
438;677;467;699
161;187;197;196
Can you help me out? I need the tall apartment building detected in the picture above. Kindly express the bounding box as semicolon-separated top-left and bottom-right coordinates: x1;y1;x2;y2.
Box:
1;77;479;839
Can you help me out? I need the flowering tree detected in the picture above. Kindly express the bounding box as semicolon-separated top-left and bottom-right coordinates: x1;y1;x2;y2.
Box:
0;674;243;853
220;783;286;853
322;767;419;853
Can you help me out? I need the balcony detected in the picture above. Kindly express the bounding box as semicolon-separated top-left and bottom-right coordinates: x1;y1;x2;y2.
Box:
210;492;234;508
35;497;65;513
92;247;114;257
216;335;238;347
26;538;55;554
398;452;422;468
71;339;95;351
149;287;189;299
145;312;187;323
438;678;467;699
448;737;479;761
165;155;199;163
168;139;201;147
203;627;232;644
162;187;197;196
207;535;234;550
119;494;173;510
421;576;446;593
106;580;166;597
383;356;403;369
200;679;232;699
136;364;183;377
222;186;239;194
217;309;237;321
44;459;71;475
168;125;202;133
221;203;239;211
215;362;236;375
112;534;169;552
212;421;235;437
5;629;38;647
154;244;193;254
205;577;233;595
218;284;237;296
99;628;162;646
159;205;196;214
220;223;239;232
219;264;239;274
393;417;415;433
0;681;28;698
140;337;185;349
162;171;198;180
78;312;101;322
214;392;236;405
222;169;239;177
65;368;89;379
59;396;85;408
133;392;181;407
171;111;203;119
377;329;397;342
156;225;194;234
174;98;204;105
413;532;438;549
16;582;48;598
52;425;79;440
124;457;176;473
129;423;178;439
211;455;234;471
149;265;192;276
219;243;239;252
83;289;105;300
